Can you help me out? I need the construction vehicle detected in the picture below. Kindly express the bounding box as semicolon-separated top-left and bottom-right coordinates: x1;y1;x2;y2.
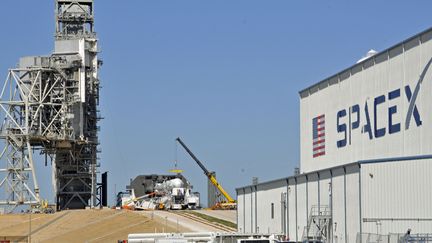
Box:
117;177;200;210
118;190;162;210
176;137;236;209
30;200;55;214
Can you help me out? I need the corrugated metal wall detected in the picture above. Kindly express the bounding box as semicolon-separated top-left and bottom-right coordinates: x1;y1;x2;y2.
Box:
237;159;432;242
256;180;286;234
332;167;347;242
287;177;297;240
300;29;432;173
237;163;361;242
295;175;307;240
362;158;432;234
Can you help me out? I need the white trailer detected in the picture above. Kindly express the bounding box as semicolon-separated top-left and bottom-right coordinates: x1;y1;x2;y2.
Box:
128;232;284;243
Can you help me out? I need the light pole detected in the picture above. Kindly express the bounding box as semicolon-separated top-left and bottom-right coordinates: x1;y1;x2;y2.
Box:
28;211;32;243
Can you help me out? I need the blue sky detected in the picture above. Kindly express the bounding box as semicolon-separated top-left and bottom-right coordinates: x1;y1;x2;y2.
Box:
1;1;432;206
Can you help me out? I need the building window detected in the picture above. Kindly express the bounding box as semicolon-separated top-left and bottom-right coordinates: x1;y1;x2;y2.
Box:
271;203;274;219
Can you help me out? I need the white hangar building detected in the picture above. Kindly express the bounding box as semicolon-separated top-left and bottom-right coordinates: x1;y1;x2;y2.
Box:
236;27;432;242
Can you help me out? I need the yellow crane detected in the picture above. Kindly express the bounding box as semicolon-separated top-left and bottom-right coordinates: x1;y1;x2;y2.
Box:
176;137;236;209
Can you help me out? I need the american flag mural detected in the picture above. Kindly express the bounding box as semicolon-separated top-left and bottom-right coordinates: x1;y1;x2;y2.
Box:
312;114;325;158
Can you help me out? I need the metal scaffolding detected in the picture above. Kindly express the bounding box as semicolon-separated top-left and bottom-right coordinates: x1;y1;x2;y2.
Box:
0;0;101;212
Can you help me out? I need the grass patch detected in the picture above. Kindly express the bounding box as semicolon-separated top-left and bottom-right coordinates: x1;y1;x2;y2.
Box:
187;211;237;229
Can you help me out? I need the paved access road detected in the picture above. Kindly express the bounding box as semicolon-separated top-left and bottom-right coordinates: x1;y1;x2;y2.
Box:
194;209;236;224
138;209;237;232
139;210;221;232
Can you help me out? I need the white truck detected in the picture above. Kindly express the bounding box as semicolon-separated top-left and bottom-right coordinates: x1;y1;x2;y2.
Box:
169;180;200;210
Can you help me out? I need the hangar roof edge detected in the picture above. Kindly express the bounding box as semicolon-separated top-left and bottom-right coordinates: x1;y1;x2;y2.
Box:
236;154;432;192
298;26;432;99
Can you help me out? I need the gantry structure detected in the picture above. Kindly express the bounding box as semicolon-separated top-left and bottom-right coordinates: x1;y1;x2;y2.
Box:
0;0;101;211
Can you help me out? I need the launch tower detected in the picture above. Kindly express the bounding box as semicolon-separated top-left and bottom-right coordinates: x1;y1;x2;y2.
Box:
0;0;101;211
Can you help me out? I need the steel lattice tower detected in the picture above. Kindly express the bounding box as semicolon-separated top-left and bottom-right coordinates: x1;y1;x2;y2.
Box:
0;0;101;211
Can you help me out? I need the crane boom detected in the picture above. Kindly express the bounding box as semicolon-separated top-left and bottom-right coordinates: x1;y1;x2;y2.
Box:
176;137;210;175
176;137;236;203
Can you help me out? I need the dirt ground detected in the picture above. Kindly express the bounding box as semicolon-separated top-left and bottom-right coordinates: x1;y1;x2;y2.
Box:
0;209;182;243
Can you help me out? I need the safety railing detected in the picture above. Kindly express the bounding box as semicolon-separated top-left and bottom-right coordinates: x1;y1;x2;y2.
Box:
356;233;432;243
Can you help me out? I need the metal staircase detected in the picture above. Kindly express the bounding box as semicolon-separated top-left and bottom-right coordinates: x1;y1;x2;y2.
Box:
302;205;332;242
